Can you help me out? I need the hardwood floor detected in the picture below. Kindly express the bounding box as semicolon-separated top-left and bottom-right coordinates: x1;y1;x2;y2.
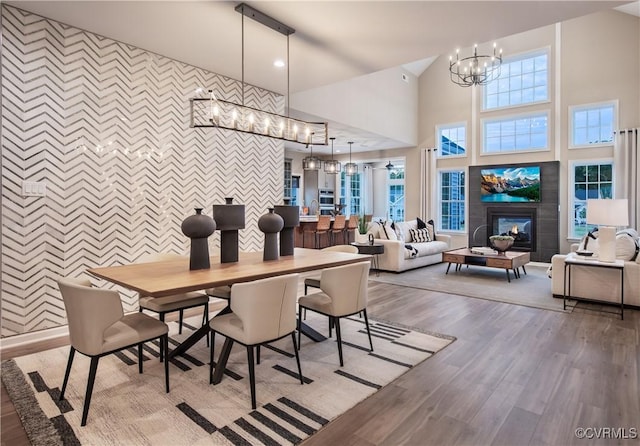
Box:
2;282;638;446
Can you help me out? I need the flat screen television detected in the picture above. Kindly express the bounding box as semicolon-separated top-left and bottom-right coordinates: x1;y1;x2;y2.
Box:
481;166;541;202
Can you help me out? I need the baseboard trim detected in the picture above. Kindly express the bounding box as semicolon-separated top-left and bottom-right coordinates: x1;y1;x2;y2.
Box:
0;326;69;354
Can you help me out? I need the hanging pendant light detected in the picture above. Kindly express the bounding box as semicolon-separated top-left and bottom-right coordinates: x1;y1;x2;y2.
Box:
344;141;357;176
302;142;321;170
324;137;341;174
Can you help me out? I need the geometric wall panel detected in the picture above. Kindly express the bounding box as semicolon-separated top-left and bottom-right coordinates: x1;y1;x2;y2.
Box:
1;5;284;337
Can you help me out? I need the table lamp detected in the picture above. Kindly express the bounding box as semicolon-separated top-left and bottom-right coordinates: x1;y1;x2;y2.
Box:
586;198;629;262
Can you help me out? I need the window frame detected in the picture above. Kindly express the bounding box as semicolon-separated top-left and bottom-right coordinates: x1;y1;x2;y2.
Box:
436;122;467;159
387;166;405;222
340;170;362;217
568;100;618;149
481;110;550;156
436;168;467;233
568;158;615;240
482;47;551;112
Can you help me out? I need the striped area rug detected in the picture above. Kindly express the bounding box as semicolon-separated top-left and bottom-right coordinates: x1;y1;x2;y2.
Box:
2;313;455;445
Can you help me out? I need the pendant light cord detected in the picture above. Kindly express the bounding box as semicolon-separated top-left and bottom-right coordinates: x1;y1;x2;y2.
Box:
241;8;245;106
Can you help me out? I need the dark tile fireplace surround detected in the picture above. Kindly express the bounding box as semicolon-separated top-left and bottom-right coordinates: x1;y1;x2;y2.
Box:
468;161;559;262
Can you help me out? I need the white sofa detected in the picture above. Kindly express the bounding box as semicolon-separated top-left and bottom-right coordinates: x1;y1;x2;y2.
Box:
356;219;451;272
551;232;640;308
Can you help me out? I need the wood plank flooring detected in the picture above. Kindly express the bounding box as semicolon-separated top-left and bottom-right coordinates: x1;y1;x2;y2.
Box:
2;281;638;446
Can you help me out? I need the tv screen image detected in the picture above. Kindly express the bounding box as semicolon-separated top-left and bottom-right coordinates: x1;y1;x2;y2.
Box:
481;166;541;202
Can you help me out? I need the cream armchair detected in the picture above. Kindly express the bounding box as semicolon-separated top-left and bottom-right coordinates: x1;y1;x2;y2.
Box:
58;278;170;426
209;274;302;409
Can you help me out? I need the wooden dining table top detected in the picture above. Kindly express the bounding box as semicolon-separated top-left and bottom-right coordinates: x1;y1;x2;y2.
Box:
87;248;371;297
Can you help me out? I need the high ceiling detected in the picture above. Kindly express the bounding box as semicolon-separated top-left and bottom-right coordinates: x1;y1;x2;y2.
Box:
7;1;637;153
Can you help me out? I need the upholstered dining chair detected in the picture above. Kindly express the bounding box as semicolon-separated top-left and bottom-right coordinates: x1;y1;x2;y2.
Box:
297;261;372;366
58;278;170;426
209;274;303;409
329;214;347;245
303;245;359;295
313;215;332;249
137;253;210;359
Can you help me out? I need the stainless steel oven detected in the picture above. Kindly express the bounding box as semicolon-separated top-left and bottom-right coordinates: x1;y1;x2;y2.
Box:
318;189;334;215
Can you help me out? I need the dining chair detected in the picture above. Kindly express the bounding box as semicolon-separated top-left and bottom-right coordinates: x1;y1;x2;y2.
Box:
58;278;170;426
209;274;303;409
330;215;347;245
137;253;210;359
297;261;372;366
303;245;359;295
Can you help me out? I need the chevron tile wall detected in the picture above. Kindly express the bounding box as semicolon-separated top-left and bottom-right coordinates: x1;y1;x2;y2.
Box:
1;5;285;337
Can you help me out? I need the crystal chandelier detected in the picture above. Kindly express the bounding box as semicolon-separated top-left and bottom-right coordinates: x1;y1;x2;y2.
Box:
189;3;328;146
324;137;341;174
449;42;502;87
344;141;357;175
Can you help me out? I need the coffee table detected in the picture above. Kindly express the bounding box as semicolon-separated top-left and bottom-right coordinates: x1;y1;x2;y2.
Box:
442;248;530;283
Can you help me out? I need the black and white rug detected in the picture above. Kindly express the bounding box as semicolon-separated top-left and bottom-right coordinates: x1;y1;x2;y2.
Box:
2;313;455;446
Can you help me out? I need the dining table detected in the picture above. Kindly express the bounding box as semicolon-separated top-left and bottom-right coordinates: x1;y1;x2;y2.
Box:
87;248;371;369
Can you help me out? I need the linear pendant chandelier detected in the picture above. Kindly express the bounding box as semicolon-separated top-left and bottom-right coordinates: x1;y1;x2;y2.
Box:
189;3;328;146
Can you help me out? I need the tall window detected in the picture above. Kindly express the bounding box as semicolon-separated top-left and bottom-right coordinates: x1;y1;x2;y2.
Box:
284;158;292;201
570;102;616;148
570;160;613;238
340;171;361;216
438;170;466;232
388;168;405;221
484;49;549;110
437;123;466;157
483;112;548;154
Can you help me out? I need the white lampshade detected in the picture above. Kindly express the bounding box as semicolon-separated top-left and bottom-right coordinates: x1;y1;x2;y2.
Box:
586;199;629;226
586;199;629;262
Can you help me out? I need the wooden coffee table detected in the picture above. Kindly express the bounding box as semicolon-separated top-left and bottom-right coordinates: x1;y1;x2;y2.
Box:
442;248;530;283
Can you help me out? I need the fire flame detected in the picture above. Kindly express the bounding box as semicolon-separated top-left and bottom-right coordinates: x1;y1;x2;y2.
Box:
511;225;519;234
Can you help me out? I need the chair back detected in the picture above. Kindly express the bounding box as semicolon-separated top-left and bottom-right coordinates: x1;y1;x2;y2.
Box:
320;261;370;316
230;274;299;345
316;215;331;231
58;278;125;356
347;215;359;229
321;245;359;254
332;215;346;230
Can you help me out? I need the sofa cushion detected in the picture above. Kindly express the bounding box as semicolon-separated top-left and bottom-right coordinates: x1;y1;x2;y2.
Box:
409;228;431;243
394;220;418;243
406;240;448;258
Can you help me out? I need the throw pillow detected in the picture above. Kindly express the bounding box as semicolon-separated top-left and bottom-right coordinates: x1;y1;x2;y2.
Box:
616;229;639;261
409;227;431;243
416;217;427;229
379;221;398;241
427;219;436;241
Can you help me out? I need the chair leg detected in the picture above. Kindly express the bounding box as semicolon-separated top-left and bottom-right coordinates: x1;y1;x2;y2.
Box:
138;343;143;374
257;345;261;365
163;335;170;393
247;346;257;409
334;318;344;367
297;315;302;350
178;309;184;334
203;302;210;347
60;347;76;400
291;333;303;384
159;313;165;362
363;309;374;352
209;330;215;384
81;356;100;426
328;316;333;338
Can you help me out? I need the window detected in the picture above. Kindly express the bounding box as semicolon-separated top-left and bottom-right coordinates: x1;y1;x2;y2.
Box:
437;123;466;157
570;160;613;239
388;167;405;221
284;158;292;202
340;171;362;216
570;102;616;148
438;170;466;232
484;49;549;110
483;112;548;154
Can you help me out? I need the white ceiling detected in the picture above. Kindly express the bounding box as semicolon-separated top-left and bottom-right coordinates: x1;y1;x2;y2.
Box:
7;0;636;153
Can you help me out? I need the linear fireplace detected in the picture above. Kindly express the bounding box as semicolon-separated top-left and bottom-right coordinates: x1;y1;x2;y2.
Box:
487;207;537;252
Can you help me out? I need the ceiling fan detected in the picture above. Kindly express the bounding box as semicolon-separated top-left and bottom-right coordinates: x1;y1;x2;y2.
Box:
385;161;394;170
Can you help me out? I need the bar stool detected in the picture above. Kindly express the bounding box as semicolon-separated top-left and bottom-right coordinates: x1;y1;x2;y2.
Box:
313;215;332;249
330;215;346;245
346;215;359;244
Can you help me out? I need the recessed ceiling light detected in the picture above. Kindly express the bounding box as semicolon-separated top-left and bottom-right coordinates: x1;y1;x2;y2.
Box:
273;59;285;68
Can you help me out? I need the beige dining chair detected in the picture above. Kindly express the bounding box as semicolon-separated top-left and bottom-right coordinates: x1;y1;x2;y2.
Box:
58;278;170;426
209;274;303;409
297;261;372;366
137;252;210;359
303;245;359;295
